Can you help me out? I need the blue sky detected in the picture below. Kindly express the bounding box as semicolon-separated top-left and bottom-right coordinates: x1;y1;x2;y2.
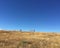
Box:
0;0;60;32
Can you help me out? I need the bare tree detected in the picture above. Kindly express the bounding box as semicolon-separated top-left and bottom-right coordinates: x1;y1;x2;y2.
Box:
20;29;22;32
30;29;35;32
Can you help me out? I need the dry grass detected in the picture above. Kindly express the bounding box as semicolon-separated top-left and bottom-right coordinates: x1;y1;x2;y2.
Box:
0;30;60;48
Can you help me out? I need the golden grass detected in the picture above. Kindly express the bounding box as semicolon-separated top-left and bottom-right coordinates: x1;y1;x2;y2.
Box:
0;30;60;48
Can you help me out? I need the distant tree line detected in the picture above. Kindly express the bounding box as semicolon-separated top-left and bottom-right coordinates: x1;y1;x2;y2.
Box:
19;29;35;32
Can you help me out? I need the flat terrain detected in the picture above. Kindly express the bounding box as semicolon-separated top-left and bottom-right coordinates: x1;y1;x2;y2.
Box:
0;30;60;48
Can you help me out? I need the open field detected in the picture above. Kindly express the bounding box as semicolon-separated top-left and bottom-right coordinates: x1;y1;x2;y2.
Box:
0;30;60;48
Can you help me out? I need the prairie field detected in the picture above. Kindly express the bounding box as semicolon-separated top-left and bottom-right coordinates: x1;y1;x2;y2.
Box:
0;30;60;48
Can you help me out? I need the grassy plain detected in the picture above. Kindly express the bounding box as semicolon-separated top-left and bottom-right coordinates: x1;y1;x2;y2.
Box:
0;30;60;48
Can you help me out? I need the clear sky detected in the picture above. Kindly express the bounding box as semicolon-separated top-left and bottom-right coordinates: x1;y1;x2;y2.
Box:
0;0;60;32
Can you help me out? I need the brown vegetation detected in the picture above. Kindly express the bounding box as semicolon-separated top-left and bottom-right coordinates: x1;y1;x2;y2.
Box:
0;30;60;48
